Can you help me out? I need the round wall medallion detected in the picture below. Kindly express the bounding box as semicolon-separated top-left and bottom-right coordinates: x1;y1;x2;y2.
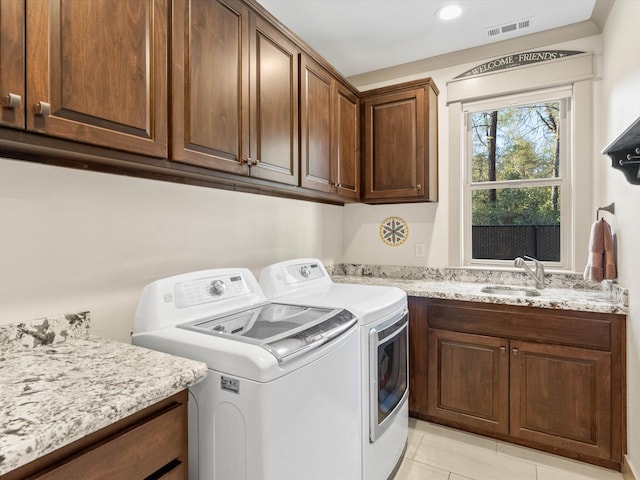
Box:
379;217;409;246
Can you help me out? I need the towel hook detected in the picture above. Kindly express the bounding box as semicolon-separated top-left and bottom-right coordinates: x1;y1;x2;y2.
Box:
596;202;615;220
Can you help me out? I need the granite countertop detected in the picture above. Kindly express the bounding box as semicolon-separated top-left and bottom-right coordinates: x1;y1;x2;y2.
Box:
330;264;627;315
0;312;208;476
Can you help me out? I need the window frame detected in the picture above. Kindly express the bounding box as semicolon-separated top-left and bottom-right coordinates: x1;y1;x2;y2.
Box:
462;87;572;269
446;52;594;273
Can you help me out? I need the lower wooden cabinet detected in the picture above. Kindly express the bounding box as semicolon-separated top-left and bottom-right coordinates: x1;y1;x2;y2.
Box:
510;340;612;460
409;297;626;470
428;329;509;436
2;391;189;480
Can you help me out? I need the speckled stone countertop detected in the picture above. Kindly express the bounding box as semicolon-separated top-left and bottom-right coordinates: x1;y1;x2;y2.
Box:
0;312;208;476
329;264;627;315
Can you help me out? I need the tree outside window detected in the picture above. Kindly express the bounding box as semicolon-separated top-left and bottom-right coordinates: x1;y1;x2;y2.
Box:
468;99;565;262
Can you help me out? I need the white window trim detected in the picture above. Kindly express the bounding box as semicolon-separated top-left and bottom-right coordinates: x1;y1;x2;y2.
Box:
462;89;571;269
447;53;593;272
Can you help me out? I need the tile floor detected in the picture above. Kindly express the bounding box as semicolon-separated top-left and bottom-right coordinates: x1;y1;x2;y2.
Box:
392;419;624;480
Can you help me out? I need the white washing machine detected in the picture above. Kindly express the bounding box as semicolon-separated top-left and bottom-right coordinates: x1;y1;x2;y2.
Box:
259;259;408;480
132;268;361;480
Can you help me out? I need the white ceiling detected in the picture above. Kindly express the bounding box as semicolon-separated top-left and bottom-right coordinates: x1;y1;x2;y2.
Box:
256;0;598;77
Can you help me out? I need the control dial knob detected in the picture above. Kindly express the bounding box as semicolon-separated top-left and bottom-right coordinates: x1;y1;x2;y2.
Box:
300;265;311;278
209;279;226;296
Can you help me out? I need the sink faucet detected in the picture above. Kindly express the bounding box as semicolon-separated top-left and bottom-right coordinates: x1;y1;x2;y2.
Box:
514;256;545;289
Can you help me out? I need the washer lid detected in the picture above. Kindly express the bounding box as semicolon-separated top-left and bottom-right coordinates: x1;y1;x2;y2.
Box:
179;303;356;365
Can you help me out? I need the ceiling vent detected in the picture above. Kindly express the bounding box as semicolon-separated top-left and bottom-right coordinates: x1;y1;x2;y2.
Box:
486;18;533;39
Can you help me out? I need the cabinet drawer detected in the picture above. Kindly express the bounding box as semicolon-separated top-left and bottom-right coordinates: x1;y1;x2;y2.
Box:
28;400;186;480
156;461;186;480
427;301;612;351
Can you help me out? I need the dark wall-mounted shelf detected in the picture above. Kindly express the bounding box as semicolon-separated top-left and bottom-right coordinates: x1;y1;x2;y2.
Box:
603;115;640;184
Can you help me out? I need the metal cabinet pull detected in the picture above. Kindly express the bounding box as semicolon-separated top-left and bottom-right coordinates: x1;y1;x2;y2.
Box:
35;101;51;117
417;184;422;190
500;346;506;353
512;348;519;356
4;93;21;109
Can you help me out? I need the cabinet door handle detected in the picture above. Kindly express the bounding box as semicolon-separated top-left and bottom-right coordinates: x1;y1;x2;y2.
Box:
243;157;260;166
4;93;21;109
35;101;51;117
417;184;422;190
500;346;506;353
512;348;519;356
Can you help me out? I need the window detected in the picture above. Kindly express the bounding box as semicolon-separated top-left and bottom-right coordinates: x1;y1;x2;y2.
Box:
446;52;593;271
463;87;571;267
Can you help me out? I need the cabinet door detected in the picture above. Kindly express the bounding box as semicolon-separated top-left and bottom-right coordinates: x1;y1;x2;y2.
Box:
361;79;438;203
300;55;333;193
510;340;612;460
334;81;360;200
408;296;429;418
0;0;25;129
26;0;168;157
171;0;250;175
427;329;509;435
362;87;425;201
249;14;299;185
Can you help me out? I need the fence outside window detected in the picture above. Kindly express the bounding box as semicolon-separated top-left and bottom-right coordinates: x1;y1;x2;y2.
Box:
472;225;560;261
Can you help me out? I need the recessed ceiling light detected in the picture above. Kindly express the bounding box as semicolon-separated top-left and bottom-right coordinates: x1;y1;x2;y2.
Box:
437;4;463;21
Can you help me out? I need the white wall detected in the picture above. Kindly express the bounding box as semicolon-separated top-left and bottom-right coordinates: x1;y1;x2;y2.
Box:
343;35;602;269
598;0;640;474
0;158;343;342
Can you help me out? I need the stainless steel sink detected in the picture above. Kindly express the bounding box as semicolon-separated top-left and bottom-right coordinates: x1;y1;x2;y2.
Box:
480;285;541;297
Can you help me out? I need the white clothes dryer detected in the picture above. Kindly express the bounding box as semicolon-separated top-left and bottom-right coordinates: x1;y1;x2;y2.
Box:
132;268;361;480
259;259;408;480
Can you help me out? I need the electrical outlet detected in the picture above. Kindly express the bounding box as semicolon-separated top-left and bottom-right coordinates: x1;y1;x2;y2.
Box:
415;242;425;258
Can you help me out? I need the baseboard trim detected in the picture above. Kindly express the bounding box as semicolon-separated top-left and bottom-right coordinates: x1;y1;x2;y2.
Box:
623;456;638;480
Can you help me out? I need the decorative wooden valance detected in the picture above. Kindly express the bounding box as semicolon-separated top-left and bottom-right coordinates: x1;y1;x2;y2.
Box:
603;115;640;185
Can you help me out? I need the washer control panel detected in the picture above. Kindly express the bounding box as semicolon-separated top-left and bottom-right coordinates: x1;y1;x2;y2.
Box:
174;274;249;308
284;262;324;284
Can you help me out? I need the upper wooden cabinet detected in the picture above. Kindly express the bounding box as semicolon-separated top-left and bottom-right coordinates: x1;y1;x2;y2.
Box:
0;0;25;129
172;0;299;186
300;55;333;193
333;81;360;200
361;79;438;204
248;13;299;185
25;0;168;157
0;0;436;204
171;0;250;176
299;55;360;200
